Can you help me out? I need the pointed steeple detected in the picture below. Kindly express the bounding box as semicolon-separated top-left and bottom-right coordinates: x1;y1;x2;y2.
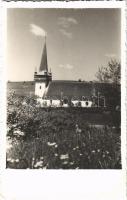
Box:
39;36;48;72
34;35;52;98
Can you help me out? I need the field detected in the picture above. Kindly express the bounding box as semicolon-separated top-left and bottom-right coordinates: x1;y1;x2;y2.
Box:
6;90;121;169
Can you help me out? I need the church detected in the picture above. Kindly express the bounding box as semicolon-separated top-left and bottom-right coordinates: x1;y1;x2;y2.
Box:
34;38;120;108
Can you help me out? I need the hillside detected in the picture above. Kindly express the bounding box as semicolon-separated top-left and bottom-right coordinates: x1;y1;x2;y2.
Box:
7;81;35;97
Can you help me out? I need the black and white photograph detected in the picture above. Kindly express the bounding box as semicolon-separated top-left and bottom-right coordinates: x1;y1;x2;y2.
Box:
6;7;122;169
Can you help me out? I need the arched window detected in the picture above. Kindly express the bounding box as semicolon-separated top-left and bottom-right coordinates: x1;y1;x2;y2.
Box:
40;86;41;89
86;101;89;106
63;97;68;104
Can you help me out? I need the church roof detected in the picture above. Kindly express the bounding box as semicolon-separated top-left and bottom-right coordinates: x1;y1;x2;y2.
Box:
45;80;118;100
45;81;92;99
39;40;48;72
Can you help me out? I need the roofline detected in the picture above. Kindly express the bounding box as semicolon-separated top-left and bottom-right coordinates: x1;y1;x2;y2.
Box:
51;80;120;85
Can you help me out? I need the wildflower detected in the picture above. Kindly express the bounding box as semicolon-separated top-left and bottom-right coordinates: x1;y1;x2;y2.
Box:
15;159;19;162
12;124;17;128
70;162;74;165
63;161;68;165
34;160;43;168
7;127;10;132
7;158;15;163
43;166;47;169
47;142;56;146
55;153;58;157
97;149;100;152
92;150;95;153
13;129;24;136
6;141;13;150
60;154;69;160
75;124;82;133
42;164;48;169
7;158;12;162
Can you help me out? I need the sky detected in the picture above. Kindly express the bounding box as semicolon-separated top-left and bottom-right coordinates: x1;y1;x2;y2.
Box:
7;8;121;81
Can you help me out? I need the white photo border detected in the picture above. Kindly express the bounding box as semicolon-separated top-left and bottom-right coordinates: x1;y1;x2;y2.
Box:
0;1;126;200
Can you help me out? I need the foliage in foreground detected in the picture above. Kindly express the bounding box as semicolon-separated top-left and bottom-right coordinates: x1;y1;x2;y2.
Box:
7;93;121;169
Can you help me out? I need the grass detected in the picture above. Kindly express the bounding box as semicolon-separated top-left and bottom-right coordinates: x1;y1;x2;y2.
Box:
6;93;121;169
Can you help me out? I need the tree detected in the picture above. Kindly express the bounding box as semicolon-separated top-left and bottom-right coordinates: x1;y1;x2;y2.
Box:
96;60;121;84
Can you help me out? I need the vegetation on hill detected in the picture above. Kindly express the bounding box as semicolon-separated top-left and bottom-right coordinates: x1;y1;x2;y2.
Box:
96;59;121;84
7;93;121;169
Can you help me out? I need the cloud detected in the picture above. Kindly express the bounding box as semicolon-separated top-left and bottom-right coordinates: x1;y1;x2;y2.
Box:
30;24;47;37
59;64;74;70
58;17;77;38
59;29;72;39
58;17;78;28
105;53;116;58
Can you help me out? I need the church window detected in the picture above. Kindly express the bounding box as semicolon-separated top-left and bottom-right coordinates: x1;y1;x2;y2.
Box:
86;101;88;106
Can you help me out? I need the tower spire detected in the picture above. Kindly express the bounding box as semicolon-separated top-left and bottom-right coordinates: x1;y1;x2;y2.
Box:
39;36;48;72
34;35;52;98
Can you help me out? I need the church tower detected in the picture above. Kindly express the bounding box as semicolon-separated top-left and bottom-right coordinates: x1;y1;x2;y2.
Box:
34;37;52;98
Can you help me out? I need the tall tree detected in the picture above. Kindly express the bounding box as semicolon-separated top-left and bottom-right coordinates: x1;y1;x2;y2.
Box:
96;60;121;84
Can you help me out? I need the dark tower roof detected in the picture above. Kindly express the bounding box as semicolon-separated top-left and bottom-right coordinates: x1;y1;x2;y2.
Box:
39;38;48;72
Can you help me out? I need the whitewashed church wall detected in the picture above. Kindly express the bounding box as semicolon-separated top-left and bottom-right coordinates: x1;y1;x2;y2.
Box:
35;82;46;98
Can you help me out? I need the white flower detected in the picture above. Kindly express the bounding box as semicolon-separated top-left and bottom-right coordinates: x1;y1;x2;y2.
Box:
22;101;27;106
63;161;68;165
15;159;19;162
6;141;13;150
7;127;10;132
34;160;43;168
12;124;17;128
60;154;69;160
92;150;95;153
13;129;24;136
47;142;56;146
7;158;15;163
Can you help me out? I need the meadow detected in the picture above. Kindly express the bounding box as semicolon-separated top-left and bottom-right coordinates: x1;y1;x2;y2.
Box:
6;92;121;169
